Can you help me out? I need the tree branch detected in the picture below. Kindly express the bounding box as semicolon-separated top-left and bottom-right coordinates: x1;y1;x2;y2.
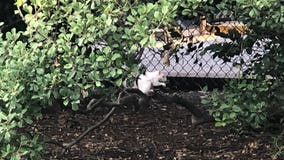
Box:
63;106;117;149
152;92;214;126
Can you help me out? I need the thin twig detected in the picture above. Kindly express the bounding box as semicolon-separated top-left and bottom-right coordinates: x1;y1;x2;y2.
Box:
87;98;104;111
16;5;25;21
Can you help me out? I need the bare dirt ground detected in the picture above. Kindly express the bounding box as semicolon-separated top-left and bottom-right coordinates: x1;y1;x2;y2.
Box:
30;91;278;160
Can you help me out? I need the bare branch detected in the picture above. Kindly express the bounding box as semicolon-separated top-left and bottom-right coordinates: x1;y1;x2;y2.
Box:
63;106;116;149
87;98;104;111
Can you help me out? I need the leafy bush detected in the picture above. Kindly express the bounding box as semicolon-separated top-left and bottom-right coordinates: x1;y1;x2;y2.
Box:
202;0;284;129
1;0;282;158
203;80;269;128
0;0;178;158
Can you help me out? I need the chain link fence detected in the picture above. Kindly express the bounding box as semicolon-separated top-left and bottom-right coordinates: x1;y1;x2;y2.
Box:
140;17;266;80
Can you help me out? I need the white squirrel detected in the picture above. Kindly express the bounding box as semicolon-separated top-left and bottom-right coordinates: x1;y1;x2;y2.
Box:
119;70;166;110
135;70;167;95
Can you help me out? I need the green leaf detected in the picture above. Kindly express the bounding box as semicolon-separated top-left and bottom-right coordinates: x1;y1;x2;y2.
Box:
220;104;230;110
116;69;123;75
182;9;191;15
111;53;121;61
64;63;73;69
96;56;105;62
103;68;109;74
127;15;135;22
149;36;156;47
232;105;241;112
229;113;236;119
0;111;7;120
162;5;169;14
103;46;111;54
63;99;69;106
71;100;80;111
215;121;226;127
154;11;160;19
202;86;208;92
71;92;81;100
23;4;33;14
115;78;122;86
130;45;138;52
95;81;102;87
249;8;259;17
36;68;44;75
72;104;79;111
15;0;23;7
4;132;11;142
24;117;33;124
138;6;145;14
59;88;69;97
140;37;148;46
106;17;112;26
110;70;116;77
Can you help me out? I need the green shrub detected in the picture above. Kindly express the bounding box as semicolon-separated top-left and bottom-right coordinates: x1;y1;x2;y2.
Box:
203;80;270;128
202;0;283;129
0;0;178;158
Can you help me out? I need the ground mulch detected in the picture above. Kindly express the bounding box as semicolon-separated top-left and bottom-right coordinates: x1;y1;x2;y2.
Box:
30;91;278;160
